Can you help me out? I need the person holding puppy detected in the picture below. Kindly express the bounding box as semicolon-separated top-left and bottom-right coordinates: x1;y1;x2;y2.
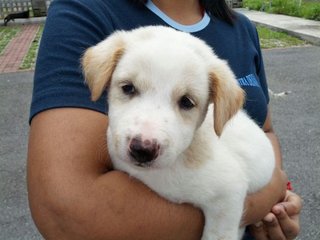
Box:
27;0;302;239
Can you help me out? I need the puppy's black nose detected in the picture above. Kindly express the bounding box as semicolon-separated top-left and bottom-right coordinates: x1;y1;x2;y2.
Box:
129;137;159;165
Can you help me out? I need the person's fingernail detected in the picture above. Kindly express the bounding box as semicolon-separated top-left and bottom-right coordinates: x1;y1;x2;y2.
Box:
273;205;282;215
255;221;263;227
264;215;274;223
273;209;280;215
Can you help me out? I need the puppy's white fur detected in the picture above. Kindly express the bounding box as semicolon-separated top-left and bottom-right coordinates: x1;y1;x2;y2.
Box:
82;26;275;240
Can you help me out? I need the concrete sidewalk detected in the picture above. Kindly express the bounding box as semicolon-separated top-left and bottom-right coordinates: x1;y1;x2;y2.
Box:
237;8;320;46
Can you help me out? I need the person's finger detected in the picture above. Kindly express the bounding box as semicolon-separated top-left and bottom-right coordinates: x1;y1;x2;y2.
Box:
249;221;268;240
272;204;300;239
263;213;286;240
279;191;303;216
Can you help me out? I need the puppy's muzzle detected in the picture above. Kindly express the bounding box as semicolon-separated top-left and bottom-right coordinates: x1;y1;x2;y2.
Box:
128;136;160;166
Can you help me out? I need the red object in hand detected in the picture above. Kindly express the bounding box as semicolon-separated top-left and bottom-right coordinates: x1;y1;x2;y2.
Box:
287;181;293;191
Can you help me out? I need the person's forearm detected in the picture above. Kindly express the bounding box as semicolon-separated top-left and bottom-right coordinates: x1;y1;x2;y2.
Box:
31;169;204;240
84;170;204;240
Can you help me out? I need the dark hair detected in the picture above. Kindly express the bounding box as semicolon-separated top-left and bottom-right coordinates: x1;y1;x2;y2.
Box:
133;0;235;25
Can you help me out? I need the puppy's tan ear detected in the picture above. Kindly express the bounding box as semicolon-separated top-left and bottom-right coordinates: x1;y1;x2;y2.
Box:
82;32;125;101
209;59;245;136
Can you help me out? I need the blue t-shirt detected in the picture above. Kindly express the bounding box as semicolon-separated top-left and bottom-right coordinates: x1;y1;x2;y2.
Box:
30;0;269;127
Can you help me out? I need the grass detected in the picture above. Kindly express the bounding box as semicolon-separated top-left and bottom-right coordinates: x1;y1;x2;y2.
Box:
20;24;44;70
257;25;308;48
244;0;320;21
300;1;320;20
0;26;22;55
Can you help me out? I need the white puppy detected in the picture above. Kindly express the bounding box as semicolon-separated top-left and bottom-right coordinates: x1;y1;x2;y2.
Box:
82;26;275;240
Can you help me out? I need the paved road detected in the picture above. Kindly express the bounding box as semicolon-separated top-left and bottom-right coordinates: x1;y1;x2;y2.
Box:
263;46;320;240
0;71;39;240
0;46;319;239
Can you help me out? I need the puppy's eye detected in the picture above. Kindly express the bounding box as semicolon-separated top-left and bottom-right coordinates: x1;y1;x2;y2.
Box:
121;84;136;96
179;95;195;110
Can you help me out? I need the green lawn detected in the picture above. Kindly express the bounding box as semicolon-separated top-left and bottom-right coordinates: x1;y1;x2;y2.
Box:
257;25;308;48
0;26;21;55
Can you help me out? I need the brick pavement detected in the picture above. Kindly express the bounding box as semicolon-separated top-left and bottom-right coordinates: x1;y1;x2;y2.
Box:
0;24;39;73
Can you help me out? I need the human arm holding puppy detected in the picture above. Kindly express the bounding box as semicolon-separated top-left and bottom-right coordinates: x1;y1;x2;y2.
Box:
27;108;296;240
27;108;299;240
27;0;301;239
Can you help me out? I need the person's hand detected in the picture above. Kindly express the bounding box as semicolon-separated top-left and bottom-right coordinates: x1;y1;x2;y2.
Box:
249;190;302;240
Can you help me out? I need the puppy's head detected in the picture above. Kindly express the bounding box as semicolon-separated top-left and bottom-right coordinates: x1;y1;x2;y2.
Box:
82;26;244;169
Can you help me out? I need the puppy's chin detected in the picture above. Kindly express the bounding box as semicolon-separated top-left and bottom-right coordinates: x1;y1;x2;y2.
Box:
132;161;155;169
126;155;173;171
128;156;161;170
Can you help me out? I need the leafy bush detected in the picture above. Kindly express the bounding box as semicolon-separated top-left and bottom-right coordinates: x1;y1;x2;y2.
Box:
301;2;320;20
270;0;301;15
243;0;320;20
243;0;265;11
243;0;265;10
